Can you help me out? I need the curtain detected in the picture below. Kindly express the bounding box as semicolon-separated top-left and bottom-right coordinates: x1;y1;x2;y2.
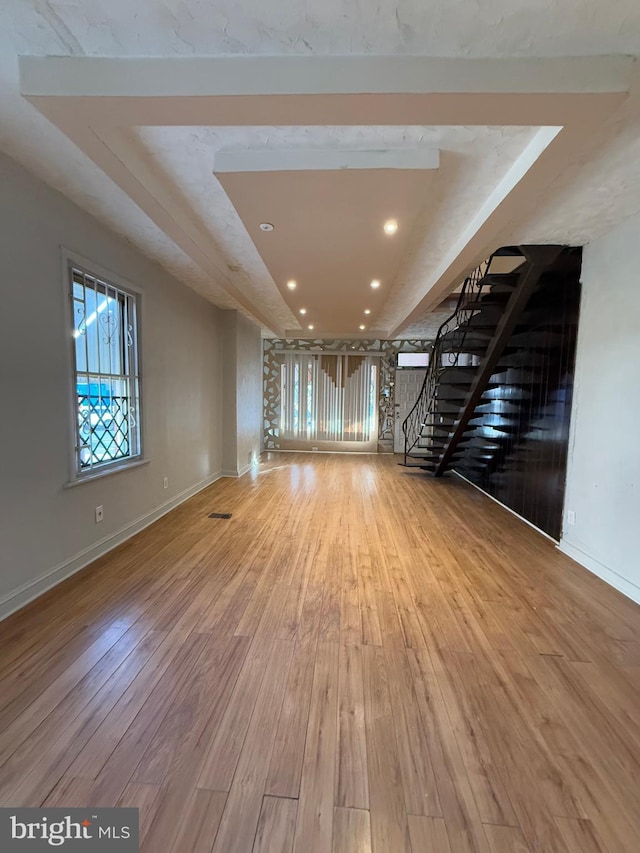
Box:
281;353;377;444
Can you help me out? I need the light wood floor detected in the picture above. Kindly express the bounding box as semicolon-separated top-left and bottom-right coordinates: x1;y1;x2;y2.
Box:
1;453;639;853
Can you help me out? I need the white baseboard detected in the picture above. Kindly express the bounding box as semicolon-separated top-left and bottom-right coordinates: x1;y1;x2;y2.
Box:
558;540;640;605
0;470;223;622
266;449;379;455
221;462;254;478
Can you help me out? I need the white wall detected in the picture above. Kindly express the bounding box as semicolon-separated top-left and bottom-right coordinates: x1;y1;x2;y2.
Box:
561;211;640;604
221;310;263;476
235;312;263;469
0;152;225;618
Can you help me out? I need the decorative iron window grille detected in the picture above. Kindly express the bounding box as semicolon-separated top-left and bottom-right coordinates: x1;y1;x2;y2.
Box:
70;265;141;475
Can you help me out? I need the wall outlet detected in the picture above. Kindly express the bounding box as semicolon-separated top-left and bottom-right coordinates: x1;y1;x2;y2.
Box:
95;505;104;524
163;477;169;490
311;446;319;451
567;510;576;526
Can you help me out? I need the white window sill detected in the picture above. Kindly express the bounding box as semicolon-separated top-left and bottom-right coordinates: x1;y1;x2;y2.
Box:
64;457;150;488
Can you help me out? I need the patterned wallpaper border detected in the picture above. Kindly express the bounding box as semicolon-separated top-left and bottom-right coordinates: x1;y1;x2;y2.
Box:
263;338;434;449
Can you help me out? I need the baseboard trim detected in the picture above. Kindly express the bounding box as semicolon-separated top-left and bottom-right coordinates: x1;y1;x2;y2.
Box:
452;471;558;544
0;470;223;622
221;462;254;478
558;540;640;605
265;449;379;455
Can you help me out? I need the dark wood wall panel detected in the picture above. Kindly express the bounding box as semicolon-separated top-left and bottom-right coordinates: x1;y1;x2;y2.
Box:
454;258;581;539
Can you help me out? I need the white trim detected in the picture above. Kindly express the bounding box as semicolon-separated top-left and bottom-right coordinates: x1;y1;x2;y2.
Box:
63;457;150;487
20;56;633;98
221;462;254;478
214;147;440;173
266;449;379;455
61;247;143;297
452;470;558;543
0;470;222;623
558;540;640;605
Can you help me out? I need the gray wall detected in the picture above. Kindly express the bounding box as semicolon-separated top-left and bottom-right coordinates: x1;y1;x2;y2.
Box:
0;152;226;618
560;211;640;603
221;310;263;475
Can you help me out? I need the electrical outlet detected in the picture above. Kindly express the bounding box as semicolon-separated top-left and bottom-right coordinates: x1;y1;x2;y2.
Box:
567;510;575;526
312;446;319;451
95;505;104;524
163;477;169;490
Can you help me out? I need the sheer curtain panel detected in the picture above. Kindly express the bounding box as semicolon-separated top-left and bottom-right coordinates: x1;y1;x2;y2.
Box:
280;352;378;451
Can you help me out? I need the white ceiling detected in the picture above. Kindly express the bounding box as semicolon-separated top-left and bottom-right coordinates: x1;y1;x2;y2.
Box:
2;2;640;338
136;123;536;335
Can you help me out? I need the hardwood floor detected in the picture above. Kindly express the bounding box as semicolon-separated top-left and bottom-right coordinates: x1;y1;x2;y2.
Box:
1;452;639;852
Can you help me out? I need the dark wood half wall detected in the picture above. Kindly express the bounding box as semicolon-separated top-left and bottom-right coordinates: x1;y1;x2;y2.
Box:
454;252;582;539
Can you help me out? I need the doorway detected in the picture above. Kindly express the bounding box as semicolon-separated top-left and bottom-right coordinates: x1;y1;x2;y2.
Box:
393;368;427;453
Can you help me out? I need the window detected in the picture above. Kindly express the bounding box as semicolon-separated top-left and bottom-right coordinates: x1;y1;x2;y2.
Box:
69;264;141;476
280;353;378;444
396;351;430;368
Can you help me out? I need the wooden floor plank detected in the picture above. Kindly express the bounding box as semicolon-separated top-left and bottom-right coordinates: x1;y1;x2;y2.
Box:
170;789;227;853
265;637;318;799
361;643;409;853
339;537;362;647
0;628;167;804
482;824;532;853
197;636;273;792
333;807;372;853
0;452;638;853
253;796;298;853
408;649;492;853
407;815;452;853
426;646;518;830
553;816;613;853
137;635;250;853
384;643;441;817
117;782;163;845
336;643;369;810
293;641;340;853
212;639;295;853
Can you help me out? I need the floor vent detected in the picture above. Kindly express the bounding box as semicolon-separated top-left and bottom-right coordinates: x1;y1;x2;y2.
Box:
208;512;232;519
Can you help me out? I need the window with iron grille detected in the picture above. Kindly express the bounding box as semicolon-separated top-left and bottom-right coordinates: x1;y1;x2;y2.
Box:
70;265;141;476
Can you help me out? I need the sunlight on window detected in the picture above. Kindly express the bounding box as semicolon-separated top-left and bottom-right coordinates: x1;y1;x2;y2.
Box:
71;267;141;475
280;353;378;443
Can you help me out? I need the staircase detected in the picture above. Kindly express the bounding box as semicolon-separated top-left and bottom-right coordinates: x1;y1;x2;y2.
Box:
401;244;581;479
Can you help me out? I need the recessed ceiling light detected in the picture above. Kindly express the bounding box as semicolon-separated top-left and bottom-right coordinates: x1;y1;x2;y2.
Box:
364;309;371;315
370;279;381;289
383;219;398;235
259;222;274;232
286;279;297;290
308;324;314;330
299;308;307;315
359;324;366;330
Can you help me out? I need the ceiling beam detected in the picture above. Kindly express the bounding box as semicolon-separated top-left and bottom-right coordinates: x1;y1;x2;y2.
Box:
20;55;634;98
18;54;636;336
213;147;440;173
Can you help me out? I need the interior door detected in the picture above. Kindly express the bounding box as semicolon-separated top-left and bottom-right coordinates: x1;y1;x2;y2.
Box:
393;368;427;453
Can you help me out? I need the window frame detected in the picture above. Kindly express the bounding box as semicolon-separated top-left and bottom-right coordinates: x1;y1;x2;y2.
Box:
62;250;145;485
